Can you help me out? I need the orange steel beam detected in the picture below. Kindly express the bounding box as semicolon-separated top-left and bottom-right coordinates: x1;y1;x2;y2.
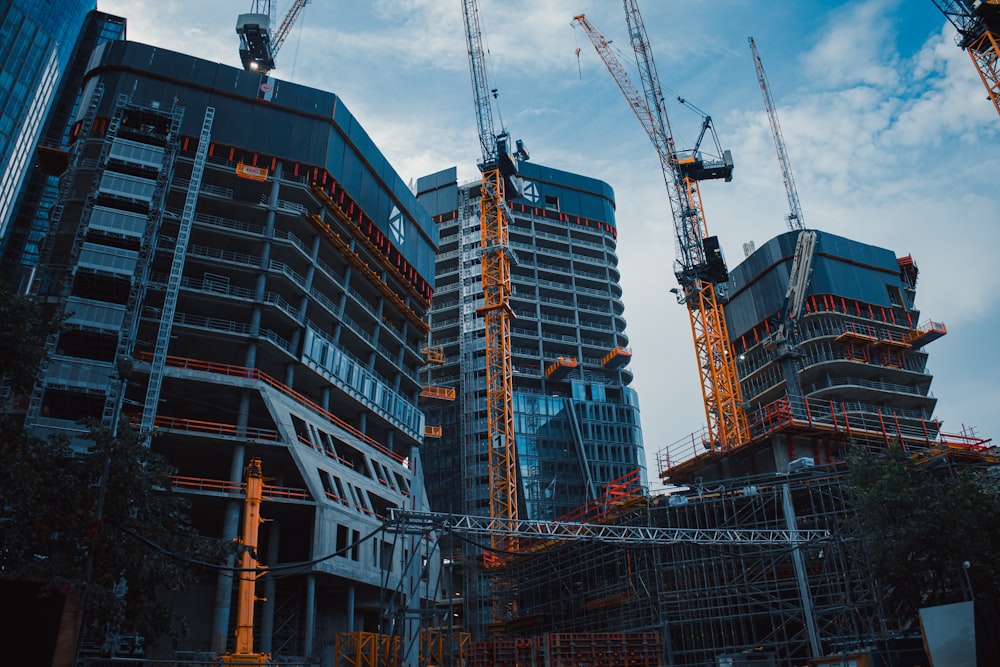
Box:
477;166;519;548
968;29;1000;116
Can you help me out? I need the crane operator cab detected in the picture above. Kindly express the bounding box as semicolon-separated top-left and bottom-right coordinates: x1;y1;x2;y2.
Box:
676;149;734;183
492;133;528;199
236;13;276;72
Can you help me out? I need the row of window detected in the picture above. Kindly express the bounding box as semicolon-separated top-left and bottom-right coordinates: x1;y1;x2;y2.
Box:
303;327;424;437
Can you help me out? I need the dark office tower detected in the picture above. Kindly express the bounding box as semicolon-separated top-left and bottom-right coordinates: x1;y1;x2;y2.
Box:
0;10;126;289
23;40;440;660
416;163;645;522
0;0;96;239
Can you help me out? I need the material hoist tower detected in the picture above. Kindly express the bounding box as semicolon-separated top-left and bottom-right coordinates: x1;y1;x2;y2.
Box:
575;3;750;452
461;0;525;550
933;0;1000;116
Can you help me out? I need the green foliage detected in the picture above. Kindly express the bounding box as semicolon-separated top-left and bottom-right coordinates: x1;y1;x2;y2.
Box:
0;418;233;644
0;281;61;394
846;445;1000;621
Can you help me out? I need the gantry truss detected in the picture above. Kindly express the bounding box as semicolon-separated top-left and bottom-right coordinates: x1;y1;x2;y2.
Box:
388;509;831;547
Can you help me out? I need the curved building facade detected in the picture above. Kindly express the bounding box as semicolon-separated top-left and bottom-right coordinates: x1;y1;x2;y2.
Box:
417;162;645;522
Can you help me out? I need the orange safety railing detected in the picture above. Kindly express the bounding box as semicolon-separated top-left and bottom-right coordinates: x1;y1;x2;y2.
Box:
660;394;994;478
153;415;282;442
424;425;443;438
544;356;577;378
171;475;310;500
421;345;446;364
600;346;632;368
135;352;406;463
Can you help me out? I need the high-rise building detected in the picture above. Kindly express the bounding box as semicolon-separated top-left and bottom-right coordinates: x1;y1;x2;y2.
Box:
22;38;441;660
416;163;645;522
0;9;126;289
0;0;96;239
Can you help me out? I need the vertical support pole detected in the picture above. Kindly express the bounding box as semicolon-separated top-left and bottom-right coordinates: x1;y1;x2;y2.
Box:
782;482;821;657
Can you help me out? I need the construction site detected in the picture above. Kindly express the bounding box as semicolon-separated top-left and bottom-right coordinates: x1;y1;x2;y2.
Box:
2;1;999;666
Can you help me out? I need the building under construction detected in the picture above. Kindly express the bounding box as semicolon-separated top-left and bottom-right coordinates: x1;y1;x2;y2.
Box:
448;230;996;667
12;38;444;662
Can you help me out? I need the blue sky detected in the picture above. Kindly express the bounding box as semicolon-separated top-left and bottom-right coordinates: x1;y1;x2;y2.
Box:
98;0;1000;490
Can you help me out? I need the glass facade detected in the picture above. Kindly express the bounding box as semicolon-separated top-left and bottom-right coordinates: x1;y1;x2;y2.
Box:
0;9;124;288
0;0;96;240
417;161;646;521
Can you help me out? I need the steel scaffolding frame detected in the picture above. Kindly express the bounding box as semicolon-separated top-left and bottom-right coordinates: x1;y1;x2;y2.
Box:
480;457;892;666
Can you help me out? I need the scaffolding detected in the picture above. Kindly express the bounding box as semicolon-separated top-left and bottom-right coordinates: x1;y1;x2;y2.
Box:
472;464;883;666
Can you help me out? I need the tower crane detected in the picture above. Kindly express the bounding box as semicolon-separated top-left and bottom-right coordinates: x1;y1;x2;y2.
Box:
748;37;816;402
460;0;527;554
574;5;750;453
933;0;1000;116
236;0;311;74
749;37;805;232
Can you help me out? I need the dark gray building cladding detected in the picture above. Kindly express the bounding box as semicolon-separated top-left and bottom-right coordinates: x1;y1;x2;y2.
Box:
81;40;437;281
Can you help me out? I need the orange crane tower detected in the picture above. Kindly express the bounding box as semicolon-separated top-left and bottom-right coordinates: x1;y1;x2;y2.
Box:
460;0;525;550
575;5;749;453
933;0;1000;116
219;458;268;666
749;37;806;232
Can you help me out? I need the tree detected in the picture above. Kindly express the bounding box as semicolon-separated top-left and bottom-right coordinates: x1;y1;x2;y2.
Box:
0;281;232;652
846;445;1000;623
1;418;235;652
0;280;61;394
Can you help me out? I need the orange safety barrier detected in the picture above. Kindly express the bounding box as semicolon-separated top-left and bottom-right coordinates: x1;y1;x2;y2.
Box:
171;475;310;500
135;352;406;463
153;415;281;442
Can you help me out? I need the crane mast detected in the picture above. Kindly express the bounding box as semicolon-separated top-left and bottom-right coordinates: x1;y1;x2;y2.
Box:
575;5;749;452
461;0;521;551
749;37;805;231
933;0;1000;116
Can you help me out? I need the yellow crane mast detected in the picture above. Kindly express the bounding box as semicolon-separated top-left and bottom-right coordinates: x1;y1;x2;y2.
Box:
575;4;750;453
460;0;527;554
219;458;268;666
933;0;1000;116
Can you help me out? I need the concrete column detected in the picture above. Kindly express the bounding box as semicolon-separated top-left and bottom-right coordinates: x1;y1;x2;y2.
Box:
304;573;316;657
259;521;280;653
210;393;249;652
346;585;356;632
